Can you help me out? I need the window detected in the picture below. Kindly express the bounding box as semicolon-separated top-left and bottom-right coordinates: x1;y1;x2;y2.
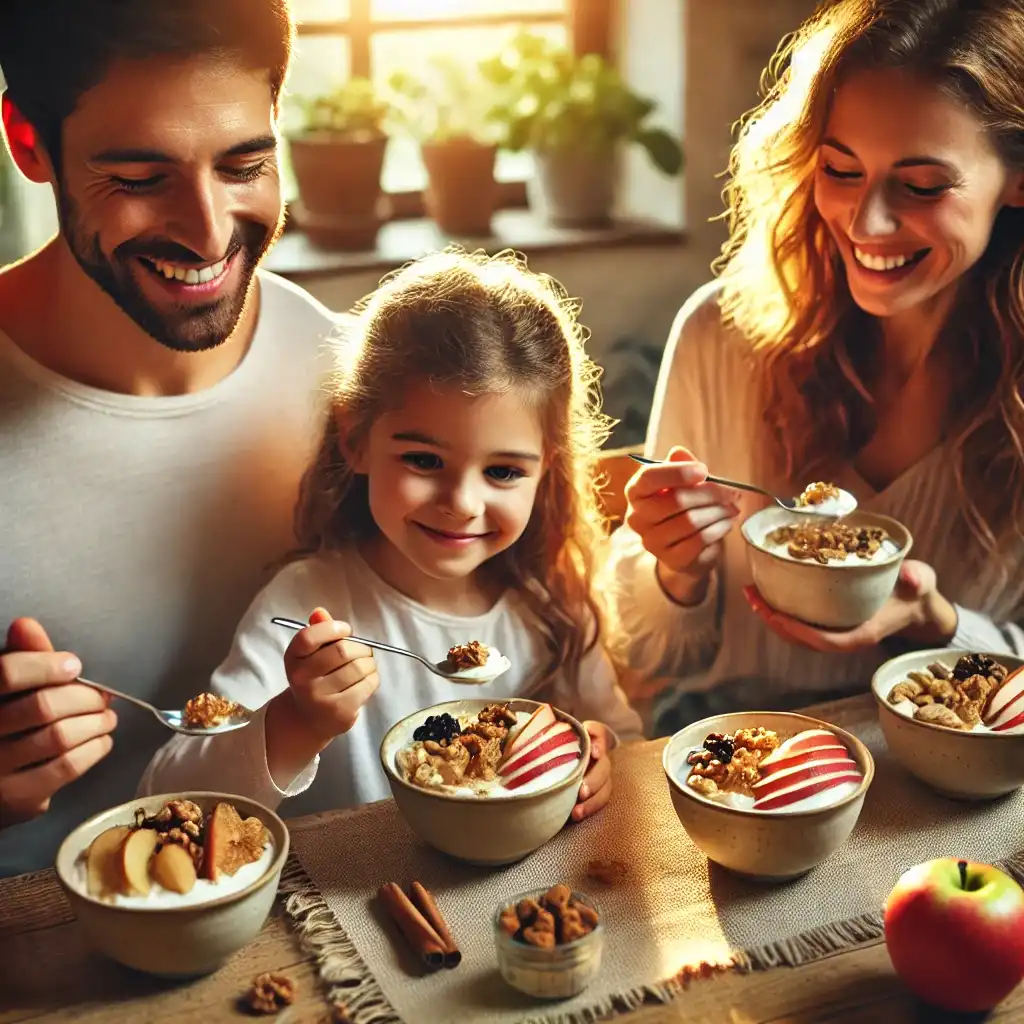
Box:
283;0;572;204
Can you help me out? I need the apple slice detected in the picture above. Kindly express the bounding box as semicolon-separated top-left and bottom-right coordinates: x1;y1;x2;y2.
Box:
499;722;574;777
753;771;862;811
152;843;198;894
85;825;131;899
751;757;858;798
758;743;849;777
984;667;1024;728
504;703;556;760
760;730;845;766
503;749;582;791
991;708;1024;733
120;828;159;896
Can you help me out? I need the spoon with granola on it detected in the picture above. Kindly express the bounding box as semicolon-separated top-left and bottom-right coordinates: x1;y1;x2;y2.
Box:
76;681;253;736
271;617;512;685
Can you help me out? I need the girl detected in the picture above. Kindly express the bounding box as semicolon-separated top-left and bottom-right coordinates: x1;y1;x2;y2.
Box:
141;247;642;819
608;0;1024;735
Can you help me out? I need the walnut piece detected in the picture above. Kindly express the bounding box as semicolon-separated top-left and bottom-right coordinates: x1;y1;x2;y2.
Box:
914;703;966;729
794;481;840;507
585;858;629;886
243;972;296;1015
446;640;489;670
183;691;245;729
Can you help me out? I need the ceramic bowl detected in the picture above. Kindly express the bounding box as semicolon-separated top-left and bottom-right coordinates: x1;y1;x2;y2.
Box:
872;648;1024;799
55;792;288;978
741;507;912;629
662;711;874;881
380;698;589;866
493;888;604;999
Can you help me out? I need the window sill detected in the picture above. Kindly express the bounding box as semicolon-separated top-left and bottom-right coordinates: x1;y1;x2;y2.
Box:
264;208;684;280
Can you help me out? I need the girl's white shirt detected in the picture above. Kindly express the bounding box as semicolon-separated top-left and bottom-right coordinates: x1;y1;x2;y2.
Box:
140;547;643;815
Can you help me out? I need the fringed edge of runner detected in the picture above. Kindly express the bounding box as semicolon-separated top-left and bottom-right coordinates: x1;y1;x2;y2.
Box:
278;855;403;1024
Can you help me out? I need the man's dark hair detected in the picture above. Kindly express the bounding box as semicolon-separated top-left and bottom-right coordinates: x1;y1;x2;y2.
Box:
0;0;294;164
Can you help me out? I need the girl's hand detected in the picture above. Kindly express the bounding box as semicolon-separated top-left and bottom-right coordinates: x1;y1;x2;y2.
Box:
283;606;380;745
573;721;613;822
744;560;958;653
623;446;741;605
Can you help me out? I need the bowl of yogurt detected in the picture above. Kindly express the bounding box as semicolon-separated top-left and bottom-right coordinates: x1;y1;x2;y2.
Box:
55;792;288;977
663;711;874;881
380;698;590;865
872;648;1024;799
741;507;912;629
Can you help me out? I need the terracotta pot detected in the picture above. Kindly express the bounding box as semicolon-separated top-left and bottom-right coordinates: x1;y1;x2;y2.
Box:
421;140;498;236
288;134;387;250
528;146;618;227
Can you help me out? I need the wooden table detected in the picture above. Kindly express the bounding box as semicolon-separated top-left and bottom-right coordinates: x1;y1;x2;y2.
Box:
2;792;1023;1022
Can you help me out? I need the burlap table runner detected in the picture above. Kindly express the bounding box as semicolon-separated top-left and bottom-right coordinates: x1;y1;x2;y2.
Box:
282;695;1023;1024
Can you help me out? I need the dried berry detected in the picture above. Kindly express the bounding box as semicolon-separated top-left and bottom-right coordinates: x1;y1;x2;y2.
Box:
702;732;734;764
413;713;461;744
952;653;999;682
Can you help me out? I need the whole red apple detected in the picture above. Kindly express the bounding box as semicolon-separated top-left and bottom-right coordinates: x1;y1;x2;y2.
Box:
884;858;1024;1013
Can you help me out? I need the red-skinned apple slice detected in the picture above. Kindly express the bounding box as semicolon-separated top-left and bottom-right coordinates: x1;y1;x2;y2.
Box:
984;667;1024;727
760;730;844;767
751;757;859;798
991;708;1024;732
500;722;574;776
753;771;862;811
503;749;582;791
504;703;556;759
758;744;849;776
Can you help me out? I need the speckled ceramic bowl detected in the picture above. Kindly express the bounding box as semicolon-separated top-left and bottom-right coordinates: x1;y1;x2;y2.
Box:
741;507;912;629
872;649;1024;799
55;792;288;978
663;712;874;881
380;698;590;866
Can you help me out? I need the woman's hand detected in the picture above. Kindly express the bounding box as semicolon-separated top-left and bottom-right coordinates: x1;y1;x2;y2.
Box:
744;560;959;653
572;721;613;822
623;446;741;605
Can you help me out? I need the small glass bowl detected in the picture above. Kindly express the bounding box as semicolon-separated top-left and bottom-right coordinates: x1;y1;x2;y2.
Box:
492;888;604;1000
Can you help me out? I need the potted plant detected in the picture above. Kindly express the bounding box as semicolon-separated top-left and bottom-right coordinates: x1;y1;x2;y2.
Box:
287;77;391;250
484;32;684;227
388;57;505;237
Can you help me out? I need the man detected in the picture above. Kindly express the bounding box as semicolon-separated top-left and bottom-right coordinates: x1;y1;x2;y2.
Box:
0;1;339;875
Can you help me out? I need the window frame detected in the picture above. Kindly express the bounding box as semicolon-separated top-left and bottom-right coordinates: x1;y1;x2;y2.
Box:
291;0;615;219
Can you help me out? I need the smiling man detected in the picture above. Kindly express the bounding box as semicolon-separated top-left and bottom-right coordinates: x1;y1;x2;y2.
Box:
0;1;340;875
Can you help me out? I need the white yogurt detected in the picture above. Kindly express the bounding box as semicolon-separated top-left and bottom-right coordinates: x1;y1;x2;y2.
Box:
445;645;512;683
795;488;858;518
76;840;275;908
762;535;901;565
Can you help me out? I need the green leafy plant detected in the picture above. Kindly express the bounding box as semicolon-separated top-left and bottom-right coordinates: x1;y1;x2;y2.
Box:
482;31;683;175
294;77;390;140
387;56;506;145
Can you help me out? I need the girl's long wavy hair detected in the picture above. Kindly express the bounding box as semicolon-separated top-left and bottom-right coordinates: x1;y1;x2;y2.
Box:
716;0;1024;554
292;247;613;696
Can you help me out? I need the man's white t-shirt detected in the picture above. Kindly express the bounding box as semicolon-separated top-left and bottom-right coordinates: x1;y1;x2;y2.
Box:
0;270;337;875
140;548;644;816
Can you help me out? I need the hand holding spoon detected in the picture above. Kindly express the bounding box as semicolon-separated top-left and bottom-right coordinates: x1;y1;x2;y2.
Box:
628;455;858;517
271;617;512;685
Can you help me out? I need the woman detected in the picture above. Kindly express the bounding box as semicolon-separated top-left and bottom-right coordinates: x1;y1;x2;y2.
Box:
608;0;1024;734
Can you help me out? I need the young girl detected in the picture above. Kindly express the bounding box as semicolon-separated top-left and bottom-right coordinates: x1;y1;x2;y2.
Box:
141;248;642;819
609;0;1024;735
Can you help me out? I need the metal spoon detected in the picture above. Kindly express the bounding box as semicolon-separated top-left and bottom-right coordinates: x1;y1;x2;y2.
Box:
78;679;254;736
270;617;512;686
628;454;858;516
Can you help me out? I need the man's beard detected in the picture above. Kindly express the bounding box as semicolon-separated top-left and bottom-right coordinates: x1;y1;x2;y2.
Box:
57;188;283;353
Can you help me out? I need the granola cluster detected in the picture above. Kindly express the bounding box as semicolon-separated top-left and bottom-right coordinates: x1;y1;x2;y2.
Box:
686;727;780;799
398;703;518;791
794;481;840;507
182;691;246;729
498;884;599;949
765;522;890;564
446;640;489;670
888;653;1010;730
135;798;205;871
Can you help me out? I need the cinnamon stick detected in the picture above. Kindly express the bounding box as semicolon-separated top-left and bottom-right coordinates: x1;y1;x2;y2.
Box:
409;880;461;968
377;882;445;970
